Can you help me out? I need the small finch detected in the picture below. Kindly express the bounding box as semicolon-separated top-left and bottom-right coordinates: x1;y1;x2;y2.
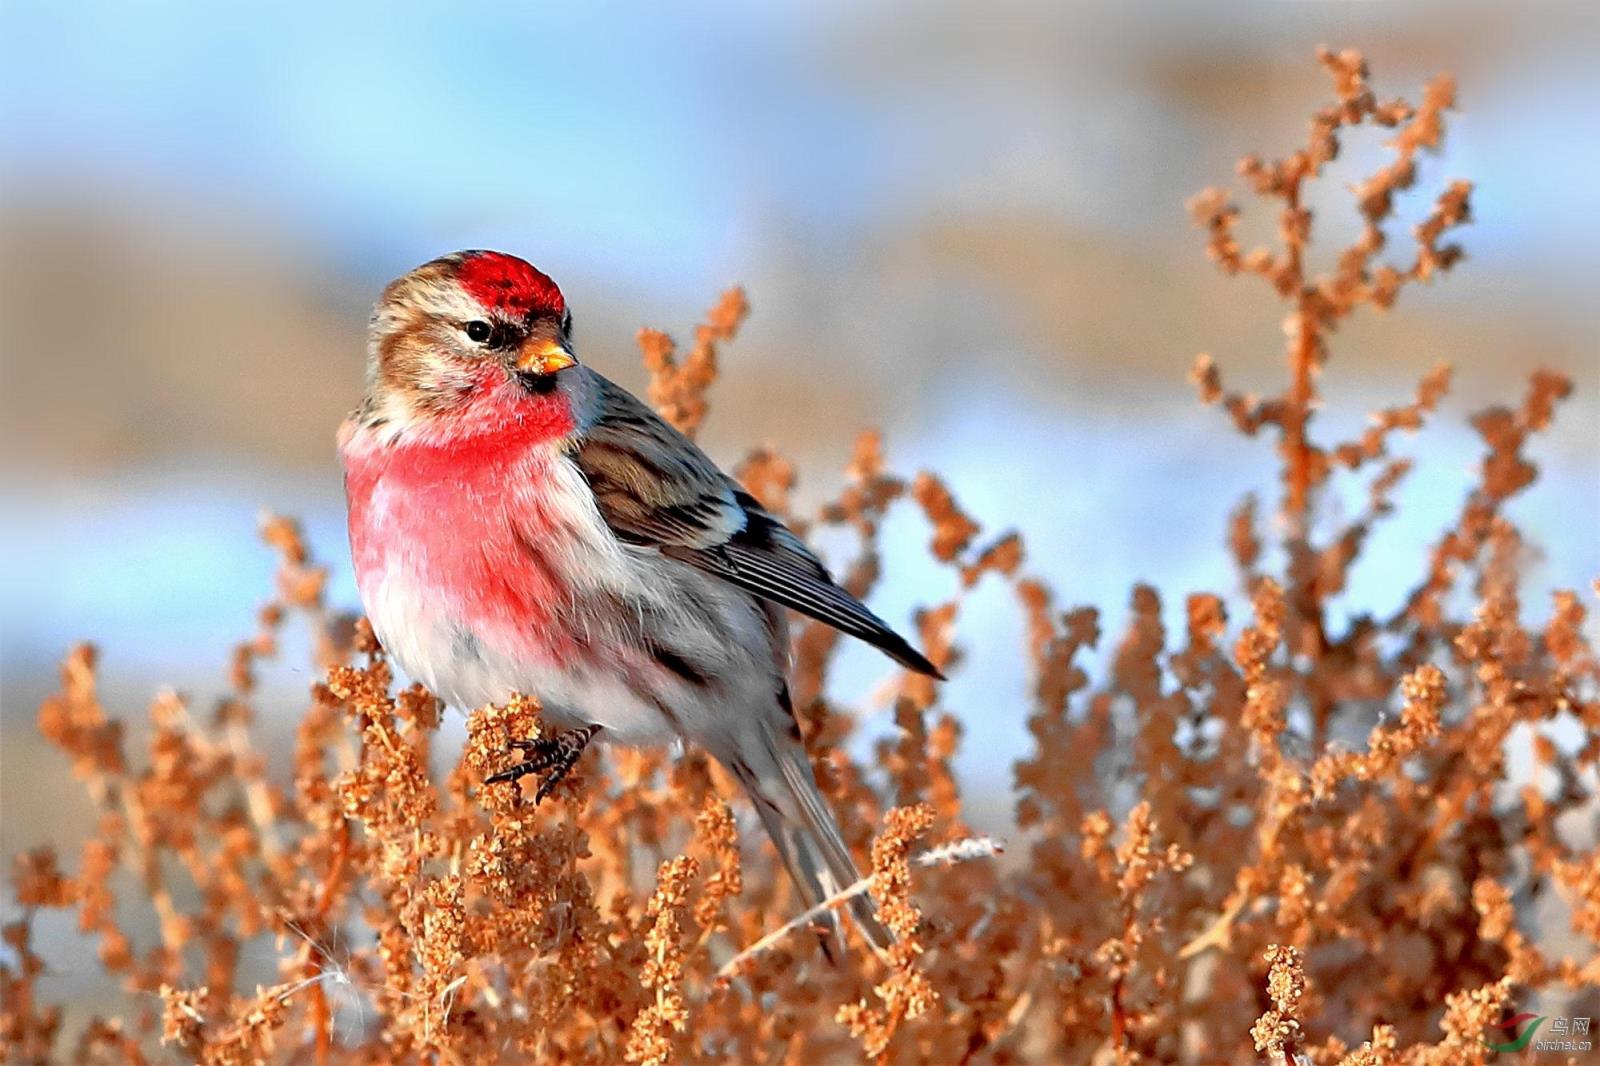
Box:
339;250;942;950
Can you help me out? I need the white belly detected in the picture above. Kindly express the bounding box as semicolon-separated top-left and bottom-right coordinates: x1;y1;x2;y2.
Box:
357;474;784;751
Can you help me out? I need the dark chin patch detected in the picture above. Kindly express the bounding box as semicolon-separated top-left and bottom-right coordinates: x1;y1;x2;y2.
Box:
515;371;561;395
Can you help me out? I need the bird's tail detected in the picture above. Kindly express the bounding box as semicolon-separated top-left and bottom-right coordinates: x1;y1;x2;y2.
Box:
727;723;892;956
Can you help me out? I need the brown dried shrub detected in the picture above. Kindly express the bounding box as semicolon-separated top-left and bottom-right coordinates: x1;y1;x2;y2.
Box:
4;48;1597;1065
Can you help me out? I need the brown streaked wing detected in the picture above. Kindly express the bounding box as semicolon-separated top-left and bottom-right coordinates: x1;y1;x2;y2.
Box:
571;374;942;679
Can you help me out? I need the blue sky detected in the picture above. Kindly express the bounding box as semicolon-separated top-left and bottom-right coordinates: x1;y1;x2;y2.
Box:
6;2;1595;301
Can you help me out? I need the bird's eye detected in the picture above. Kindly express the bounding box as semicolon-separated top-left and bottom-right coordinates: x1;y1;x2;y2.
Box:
464;320;493;343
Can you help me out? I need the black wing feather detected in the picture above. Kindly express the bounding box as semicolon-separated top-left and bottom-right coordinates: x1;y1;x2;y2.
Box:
572;373;942;679
665;505;943;678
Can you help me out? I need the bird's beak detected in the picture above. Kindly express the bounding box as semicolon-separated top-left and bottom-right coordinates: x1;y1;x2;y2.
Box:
515;337;576;375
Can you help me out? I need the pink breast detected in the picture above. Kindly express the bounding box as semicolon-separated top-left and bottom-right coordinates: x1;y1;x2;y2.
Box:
342;389;583;664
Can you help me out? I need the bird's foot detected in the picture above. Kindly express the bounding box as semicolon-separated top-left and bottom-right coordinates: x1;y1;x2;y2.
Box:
486;724;602;803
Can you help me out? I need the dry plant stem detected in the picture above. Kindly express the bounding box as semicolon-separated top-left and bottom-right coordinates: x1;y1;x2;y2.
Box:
6;49;1596;1066
718;836;1003;978
1191;48;1474;750
1283;192;1316;534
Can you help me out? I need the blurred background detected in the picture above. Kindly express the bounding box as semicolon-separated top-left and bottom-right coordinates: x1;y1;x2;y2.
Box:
2;2;1596;878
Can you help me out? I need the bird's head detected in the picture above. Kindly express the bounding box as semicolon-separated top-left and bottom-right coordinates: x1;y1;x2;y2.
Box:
361;250;579;433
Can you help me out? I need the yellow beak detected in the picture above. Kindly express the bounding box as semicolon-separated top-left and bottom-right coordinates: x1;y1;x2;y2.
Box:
515;337;576;375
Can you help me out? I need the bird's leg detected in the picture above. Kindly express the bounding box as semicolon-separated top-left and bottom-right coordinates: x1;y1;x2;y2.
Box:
486;724;602;803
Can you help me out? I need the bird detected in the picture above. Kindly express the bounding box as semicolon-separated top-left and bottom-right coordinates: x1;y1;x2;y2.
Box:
339;250;943;951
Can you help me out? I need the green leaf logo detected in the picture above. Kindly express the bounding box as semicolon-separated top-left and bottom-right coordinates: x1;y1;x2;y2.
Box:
1488;1013;1545;1053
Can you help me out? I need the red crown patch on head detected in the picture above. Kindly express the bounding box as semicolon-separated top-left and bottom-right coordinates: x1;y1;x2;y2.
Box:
456;251;565;317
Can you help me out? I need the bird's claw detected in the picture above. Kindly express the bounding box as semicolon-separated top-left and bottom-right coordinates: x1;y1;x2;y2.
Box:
485;724;601;803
